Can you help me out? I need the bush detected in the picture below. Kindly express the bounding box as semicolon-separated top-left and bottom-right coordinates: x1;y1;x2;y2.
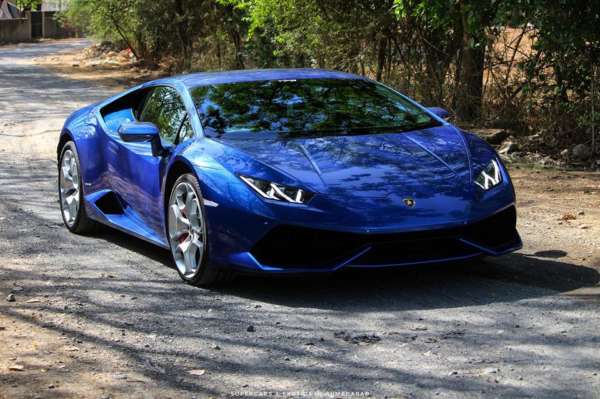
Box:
62;0;600;158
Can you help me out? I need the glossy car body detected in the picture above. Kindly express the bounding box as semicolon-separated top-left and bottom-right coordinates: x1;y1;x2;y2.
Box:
58;69;522;274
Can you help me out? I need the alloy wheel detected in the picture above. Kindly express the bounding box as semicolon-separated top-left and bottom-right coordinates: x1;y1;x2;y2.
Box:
168;182;206;278
59;149;80;227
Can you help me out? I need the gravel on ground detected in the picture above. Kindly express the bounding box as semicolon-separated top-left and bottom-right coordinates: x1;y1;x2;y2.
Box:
1;39;599;399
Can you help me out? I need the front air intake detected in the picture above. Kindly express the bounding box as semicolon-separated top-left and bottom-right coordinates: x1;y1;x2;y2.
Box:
250;206;519;269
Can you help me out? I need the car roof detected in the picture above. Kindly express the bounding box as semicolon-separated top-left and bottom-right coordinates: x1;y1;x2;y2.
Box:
172;68;365;88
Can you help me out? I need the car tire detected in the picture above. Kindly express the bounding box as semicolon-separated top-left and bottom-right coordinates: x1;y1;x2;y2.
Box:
58;141;97;234
167;173;234;287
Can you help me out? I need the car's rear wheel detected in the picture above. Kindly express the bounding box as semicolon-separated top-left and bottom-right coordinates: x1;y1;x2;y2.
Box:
167;174;233;286
58;141;97;234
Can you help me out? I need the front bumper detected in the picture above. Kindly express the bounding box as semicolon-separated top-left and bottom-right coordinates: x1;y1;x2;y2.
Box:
218;205;522;273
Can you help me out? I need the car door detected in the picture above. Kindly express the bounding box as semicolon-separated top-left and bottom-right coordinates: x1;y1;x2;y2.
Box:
112;86;189;239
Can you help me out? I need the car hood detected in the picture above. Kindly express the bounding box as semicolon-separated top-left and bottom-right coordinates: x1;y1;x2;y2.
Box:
217;125;475;230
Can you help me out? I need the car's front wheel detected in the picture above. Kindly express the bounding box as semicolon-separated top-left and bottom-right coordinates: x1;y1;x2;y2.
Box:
167;174;232;286
58;141;97;234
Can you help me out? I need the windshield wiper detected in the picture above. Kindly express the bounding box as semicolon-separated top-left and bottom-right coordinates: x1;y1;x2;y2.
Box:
345;123;440;133
280;121;441;137
215;120;442;139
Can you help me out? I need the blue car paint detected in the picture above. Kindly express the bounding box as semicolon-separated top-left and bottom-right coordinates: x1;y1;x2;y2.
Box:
59;68;522;273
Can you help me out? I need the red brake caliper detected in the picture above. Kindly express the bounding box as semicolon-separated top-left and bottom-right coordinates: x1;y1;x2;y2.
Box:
177;201;189;244
178;232;189;244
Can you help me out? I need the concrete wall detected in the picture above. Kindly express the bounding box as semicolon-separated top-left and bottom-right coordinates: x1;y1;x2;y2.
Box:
42;11;77;39
42;0;68;12
0;18;31;43
0;11;77;43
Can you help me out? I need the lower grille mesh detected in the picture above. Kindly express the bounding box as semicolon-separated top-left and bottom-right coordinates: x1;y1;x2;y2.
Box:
251;206;519;269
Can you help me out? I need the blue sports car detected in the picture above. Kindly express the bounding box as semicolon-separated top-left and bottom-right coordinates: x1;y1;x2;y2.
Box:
57;69;522;286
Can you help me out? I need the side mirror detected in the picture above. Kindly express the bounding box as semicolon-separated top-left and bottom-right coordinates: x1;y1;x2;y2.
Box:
118;121;159;142
118;122;167;156
427;107;450;120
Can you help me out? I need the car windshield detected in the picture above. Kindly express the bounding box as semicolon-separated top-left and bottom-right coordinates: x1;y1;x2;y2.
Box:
189;78;439;138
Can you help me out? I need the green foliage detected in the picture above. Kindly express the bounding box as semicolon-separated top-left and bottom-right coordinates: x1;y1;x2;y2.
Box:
64;0;140;47
14;0;41;9
62;0;600;146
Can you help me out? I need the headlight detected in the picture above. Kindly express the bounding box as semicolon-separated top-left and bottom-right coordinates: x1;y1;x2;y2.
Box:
240;176;314;204
474;159;502;190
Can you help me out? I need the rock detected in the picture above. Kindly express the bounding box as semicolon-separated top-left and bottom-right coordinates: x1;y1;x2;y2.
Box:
334;331;381;345
560;148;569;158
211;344;221;350
483;367;499;375
6;293;15;302
188;369;206;376
246;325;255;332
538;156;555;167
9;364;24;371
572;144;592;161
498;140;519;155
473;128;509;145
579;225;590;229
561;213;576;221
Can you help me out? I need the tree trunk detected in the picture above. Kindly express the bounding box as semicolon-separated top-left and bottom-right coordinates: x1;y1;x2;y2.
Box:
455;10;486;121
229;28;245;69
376;36;387;81
456;42;485;120
174;0;193;71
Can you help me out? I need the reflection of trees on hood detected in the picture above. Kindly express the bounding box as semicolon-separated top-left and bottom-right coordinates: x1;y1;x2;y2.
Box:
218;128;473;210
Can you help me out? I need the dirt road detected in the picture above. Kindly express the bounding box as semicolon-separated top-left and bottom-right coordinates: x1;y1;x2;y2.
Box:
1;40;599;399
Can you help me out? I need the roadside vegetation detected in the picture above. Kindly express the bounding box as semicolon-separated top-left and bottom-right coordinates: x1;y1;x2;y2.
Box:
53;0;600;165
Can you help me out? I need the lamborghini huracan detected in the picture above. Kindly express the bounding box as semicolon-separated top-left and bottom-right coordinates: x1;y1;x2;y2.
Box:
57;69;522;286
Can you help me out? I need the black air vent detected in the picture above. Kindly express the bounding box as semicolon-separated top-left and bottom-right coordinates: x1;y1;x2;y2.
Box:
463;206;518;250
250;206;519;269
95;191;124;215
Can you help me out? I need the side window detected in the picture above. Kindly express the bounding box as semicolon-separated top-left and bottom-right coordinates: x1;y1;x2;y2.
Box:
99;88;147;133
139;87;186;145
178;115;195;143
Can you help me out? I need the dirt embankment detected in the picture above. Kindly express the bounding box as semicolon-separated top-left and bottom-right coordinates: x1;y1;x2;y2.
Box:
34;41;164;90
